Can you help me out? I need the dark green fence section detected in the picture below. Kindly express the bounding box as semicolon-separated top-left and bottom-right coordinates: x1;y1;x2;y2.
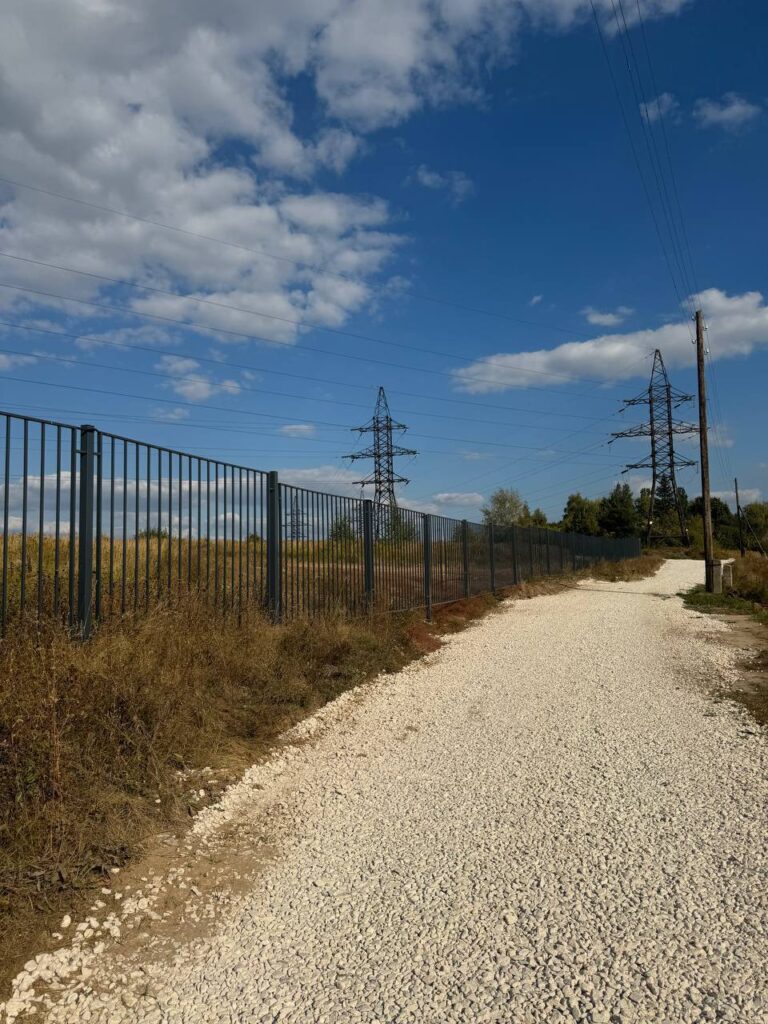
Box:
1;410;642;635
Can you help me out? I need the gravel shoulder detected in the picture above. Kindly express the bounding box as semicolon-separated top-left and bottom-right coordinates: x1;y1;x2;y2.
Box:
4;559;767;1024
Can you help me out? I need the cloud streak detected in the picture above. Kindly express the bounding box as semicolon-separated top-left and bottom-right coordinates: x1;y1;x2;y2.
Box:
454;288;768;392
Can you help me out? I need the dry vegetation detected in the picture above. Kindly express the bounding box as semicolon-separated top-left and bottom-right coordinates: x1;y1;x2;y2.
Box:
586;552;665;582
0;552;659;990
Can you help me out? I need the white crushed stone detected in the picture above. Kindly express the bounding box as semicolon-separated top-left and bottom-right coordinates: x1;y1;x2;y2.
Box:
3;560;766;1024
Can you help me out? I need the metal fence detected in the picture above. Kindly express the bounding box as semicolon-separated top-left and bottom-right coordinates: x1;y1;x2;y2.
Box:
0;411;641;635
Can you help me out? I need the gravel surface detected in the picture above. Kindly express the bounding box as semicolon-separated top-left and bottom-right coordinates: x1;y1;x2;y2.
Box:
4;559;767;1023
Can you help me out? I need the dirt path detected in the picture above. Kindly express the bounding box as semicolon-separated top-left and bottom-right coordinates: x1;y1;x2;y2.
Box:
4;560;766;1024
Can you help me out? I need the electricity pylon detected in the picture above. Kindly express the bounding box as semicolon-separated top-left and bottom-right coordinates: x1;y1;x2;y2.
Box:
611;349;697;546
344;387;417;535
288;492;305;541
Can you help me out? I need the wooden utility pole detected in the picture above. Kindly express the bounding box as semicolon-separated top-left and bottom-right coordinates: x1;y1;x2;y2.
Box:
734;477;746;557
695;310;715;591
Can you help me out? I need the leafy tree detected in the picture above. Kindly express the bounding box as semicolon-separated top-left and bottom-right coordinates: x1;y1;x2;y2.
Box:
562;493;600;536
688;495;737;547
383;509;417;542
329;515;356;543
481;488;530;527
743;502;768;551
138;527;169;539
597;483;638;538
655;473;676;518
527;507;548;528
635;486;651;528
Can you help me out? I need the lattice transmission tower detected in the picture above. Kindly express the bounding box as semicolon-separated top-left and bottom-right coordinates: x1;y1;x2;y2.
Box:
345;387;417;533
288;492;305;541
611;349;697;546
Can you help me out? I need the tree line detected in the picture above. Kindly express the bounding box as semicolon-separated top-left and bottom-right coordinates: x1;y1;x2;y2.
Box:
481;479;768;552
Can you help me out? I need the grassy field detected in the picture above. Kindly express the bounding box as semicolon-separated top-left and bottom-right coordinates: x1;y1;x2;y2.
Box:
1;530;572;626
682;553;768;622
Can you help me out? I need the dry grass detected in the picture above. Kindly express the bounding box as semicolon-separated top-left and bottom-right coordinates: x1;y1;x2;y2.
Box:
586;552;665;583
0;600;419;987
0;552;661;991
730;553;768;608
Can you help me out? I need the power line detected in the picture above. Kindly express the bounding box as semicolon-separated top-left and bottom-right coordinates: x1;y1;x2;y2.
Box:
0;343;612;439
612;0;696;316
634;0;701;306
0;279;610;401
0;173;602;340
0;317;607;423
0;249;601;386
0;375;627;459
589;0;691;323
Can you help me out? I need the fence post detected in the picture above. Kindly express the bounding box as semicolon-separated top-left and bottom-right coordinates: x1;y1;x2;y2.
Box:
488;521;496;594
423;514;432;620
266;470;281;622
528;526;535;578
461;519;470;598
76;424;96;639
510;525;518;585
362;499;375;612
571;532;577;571
544;527;551;576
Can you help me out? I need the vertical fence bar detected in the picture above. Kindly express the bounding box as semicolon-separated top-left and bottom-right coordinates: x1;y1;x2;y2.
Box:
133;444;139;613
488;521;496;594
461;519;470;598
108;436;115;606
94;430;102;621
76;424;96;638
188;455;193;592
121;442;127;614
37;423;46;621
68;429;78;627
20;419;29;621
54;426;62;617
528;527;535;579
214;463;219;608
266;471;281;622
423;513;432;620
2;417;10;633
362;499;374;611
145;447;151;609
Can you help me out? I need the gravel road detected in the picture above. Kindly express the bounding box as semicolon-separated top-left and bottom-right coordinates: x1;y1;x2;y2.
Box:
4;559;767;1023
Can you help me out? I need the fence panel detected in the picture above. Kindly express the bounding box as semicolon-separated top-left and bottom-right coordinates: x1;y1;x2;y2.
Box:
0;408;642;634
280;484;366;617
95;433;268;621
373;505;425;612
429;515;465;606
467;521;492;597
0;413;82;633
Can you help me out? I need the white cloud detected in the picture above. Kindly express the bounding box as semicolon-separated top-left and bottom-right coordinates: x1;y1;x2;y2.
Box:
627;473;652;496
529;294;543;306
433;491;485;506
279;423;317;438
639;92;680;124
155;354;239;402
153;406;190;422
713;488;761;510
278;465;361;497
582;305;634;327
693;92;762;131
0;0;692;372
0;352;37;370
455;288;768;392
409;164;474;204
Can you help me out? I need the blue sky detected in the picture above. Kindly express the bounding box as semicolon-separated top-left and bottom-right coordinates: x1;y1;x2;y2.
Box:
0;0;765;522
